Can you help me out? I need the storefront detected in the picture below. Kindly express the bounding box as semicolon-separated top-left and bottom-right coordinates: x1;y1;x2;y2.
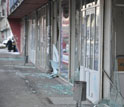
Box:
8;0;124;104
51;0;103;103
25;4;51;71
21;0;103;103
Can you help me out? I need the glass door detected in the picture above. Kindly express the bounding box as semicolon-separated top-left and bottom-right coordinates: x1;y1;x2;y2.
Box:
80;0;100;103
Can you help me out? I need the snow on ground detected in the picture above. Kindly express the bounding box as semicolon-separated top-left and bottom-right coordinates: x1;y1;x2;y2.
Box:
0;48;20;55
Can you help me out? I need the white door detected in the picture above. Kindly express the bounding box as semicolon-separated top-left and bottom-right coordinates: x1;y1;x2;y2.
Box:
80;1;100;103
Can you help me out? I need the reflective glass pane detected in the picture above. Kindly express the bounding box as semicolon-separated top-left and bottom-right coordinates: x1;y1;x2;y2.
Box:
32;18;36;49
38;7;47;68
60;0;70;80
41;15;43;42
94;7;100;71
86;15;90;68
81;1;100;71
81;11;86;66
90;13;95;69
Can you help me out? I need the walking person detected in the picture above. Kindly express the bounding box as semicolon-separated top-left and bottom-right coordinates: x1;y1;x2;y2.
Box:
12;40;16;52
6;39;12;52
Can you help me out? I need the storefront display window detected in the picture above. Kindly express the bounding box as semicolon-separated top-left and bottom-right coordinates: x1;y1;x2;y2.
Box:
74;0;81;81
86;15;90;68
60;0;70;80
32;18;36;50
81;0;100;71
37;7;47;69
94;7;100;71
81;10;85;67
27;14;36;64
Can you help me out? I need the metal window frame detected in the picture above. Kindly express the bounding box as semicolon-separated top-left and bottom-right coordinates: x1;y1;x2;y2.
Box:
81;3;100;71
59;0;71;81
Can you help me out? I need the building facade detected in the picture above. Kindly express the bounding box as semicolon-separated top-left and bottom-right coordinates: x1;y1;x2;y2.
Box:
0;0;12;43
8;0;124;104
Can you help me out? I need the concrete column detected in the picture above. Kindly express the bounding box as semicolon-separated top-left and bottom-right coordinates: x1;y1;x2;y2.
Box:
35;11;39;65
103;0;112;99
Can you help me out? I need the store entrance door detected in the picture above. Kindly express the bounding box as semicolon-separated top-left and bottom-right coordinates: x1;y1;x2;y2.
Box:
79;1;100;103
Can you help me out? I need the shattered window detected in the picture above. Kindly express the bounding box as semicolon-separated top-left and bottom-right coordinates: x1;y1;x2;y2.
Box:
60;0;70;80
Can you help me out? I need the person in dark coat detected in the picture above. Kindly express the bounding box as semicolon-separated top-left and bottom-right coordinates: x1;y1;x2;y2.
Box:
12;40;16;52
6;39;12;52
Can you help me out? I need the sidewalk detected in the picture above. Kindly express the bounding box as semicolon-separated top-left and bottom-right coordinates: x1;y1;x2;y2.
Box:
0;48;93;107
0;48;20;55
14;64;93;107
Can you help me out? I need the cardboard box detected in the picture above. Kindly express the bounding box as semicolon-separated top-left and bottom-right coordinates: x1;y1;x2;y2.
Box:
117;57;124;71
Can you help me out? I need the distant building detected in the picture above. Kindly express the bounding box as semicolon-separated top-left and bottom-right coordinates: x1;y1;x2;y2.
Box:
0;0;12;43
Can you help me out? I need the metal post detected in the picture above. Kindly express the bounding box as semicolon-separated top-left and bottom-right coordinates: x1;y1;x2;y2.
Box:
76;102;78;107
73;81;86;107
76;101;81;107
24;16;28;64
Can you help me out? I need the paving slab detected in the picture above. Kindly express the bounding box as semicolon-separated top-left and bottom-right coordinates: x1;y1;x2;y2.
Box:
48;97;93;105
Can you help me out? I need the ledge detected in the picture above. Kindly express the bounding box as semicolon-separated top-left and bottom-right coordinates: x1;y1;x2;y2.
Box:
8;0;48;19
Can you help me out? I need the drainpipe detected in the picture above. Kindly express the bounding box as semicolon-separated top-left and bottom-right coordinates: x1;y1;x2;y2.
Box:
102;0;105;99
24;16;28;64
